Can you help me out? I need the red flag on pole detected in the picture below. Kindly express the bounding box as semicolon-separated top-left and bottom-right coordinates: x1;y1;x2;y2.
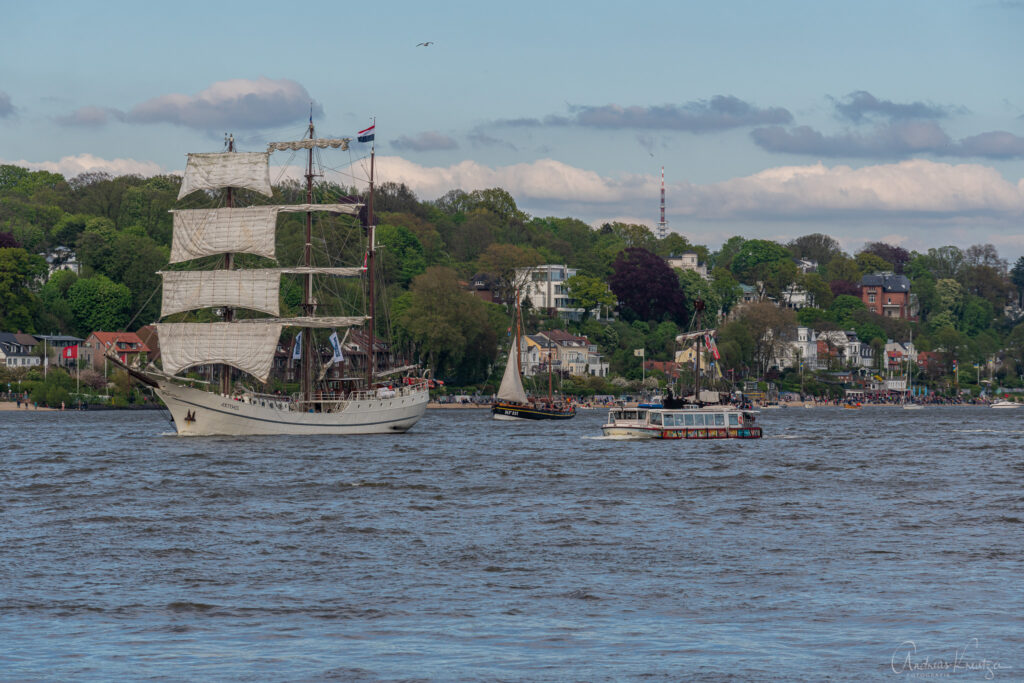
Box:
62;345;78;360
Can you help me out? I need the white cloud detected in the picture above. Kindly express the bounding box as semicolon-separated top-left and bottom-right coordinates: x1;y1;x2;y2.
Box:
690;159;1024;218
351;156;649;204
3;153;164;178
126;77;319;130
332;156;1024;221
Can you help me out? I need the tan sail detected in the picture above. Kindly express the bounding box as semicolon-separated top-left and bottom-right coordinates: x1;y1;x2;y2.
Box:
156;322;282;383
496;343;528;404
160;270;282;317
178;152;272;199
169;204;362;263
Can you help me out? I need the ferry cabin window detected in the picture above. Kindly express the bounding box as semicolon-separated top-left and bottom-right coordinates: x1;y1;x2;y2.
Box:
650;412;663;426
684;414;695;426
715;413;725;426
729;413;739;426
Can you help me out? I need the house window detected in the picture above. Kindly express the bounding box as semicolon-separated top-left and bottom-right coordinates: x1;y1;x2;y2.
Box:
868;293;876;303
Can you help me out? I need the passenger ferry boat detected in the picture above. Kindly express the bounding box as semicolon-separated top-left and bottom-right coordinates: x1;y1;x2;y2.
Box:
601;404;762;440
601;322;762;439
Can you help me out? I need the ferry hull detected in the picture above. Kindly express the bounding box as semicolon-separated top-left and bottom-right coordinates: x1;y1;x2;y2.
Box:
155;381;429;436
491;401;576;421
601;425;763;439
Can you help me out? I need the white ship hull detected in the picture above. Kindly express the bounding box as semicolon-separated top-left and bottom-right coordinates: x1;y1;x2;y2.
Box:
155;380;429;436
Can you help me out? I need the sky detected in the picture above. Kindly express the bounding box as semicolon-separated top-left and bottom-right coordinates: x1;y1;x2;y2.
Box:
2;0;1024;259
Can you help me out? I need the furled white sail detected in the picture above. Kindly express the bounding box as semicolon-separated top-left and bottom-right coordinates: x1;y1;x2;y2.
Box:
277;203;362;216
496;344;528;404
170;207;279;263
178;152;272;199
248;316;369;329
160;270;282;317
278;267;364;276
157;322;282;383
268;138;351;152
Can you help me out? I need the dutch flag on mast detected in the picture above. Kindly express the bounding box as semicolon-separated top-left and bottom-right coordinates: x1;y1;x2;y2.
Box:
358;123;375;143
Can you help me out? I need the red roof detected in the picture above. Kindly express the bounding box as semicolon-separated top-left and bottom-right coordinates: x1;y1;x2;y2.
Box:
88;331;150;354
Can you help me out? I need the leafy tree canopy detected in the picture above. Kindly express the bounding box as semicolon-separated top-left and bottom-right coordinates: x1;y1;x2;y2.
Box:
608;247;687;324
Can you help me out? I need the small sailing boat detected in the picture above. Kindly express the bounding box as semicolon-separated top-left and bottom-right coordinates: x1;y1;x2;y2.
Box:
119;120;430;435
491;292;575;421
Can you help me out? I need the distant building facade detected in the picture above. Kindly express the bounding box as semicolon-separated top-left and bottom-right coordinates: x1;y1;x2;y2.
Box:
860;272;916;320
82;331;150;371
667;252;708;279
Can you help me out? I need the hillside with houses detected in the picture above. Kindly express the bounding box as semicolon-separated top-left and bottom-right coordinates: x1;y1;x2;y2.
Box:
4;164;1024;406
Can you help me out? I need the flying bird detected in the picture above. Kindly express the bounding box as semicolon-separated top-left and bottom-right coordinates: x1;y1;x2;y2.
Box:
416;41;434;47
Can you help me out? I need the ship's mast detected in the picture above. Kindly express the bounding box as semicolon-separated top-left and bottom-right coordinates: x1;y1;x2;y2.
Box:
220;134;235;396
694;299;705;405
365;121;377;388
301;118;315;403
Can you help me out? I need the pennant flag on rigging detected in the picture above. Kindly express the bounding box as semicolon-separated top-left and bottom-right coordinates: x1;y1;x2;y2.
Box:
328;330;344;364
358;124;375;142
62;345;79;360
292;331;302;360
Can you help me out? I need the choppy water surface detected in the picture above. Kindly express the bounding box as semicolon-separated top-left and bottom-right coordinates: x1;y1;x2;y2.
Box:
2;406;1022;681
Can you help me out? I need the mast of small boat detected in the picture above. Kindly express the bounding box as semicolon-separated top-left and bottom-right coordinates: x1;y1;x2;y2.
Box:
365;120;377;390
514;288;523;377
548;344;553;404
694;299;705;406
220;134;235;397
300;117;315;405
906;329;913;402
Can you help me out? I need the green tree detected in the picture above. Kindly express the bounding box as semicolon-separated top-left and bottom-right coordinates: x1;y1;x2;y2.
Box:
787;233;843;264
801;271;833;309
729;239;792;288
710;267;743;315
828;294;867;326
67;275;133;336
677;269;720;328
734;302;796;375
824;255;862;285
1011;256;1024;307
377;223;427;286
712;235;747;271
475;243;543;308
855;251;892;275
398;267;499;382
566;274;616;321
0;248;47;332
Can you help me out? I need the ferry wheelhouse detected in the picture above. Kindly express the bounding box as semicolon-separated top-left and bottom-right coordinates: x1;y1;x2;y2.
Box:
601;405;762;440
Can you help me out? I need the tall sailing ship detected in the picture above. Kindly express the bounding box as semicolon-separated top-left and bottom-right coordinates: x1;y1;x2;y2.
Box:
122;121;430;435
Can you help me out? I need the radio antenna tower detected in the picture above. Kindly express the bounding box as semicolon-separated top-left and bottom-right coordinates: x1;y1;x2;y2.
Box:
655;166;668;239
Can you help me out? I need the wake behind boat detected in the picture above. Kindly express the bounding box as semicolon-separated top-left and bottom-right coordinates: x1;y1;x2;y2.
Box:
123;121;429;435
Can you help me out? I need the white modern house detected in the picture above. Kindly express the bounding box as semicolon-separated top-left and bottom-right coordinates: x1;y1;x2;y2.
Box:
771;326;819;370
515;264;607;321
667;252;708;279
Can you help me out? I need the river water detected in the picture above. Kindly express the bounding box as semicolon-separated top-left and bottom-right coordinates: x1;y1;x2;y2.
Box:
2;406;1022;681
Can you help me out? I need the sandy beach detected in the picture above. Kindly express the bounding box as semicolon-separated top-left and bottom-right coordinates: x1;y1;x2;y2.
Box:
0;401;58;412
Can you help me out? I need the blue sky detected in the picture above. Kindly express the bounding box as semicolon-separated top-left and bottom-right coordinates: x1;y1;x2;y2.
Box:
2;0;1023;259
